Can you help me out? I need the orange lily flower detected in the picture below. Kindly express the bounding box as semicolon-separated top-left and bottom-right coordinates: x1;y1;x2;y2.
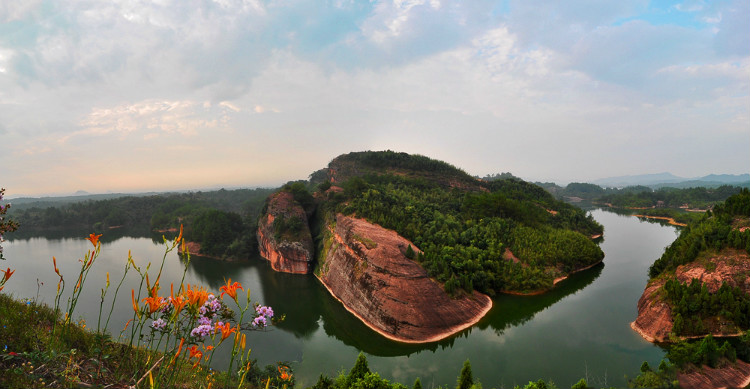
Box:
187;345;203;368
170;283;188;315
278;365;292;381
170;338;185;367
220;278;244;301
146;273;161;298
1;267;14;282
87;233;102;247
131;289;141;318
185;284;209;308
175;224;183;244
142;296;163;314
52;256;61;276
215;322;237;341
86;250;95;268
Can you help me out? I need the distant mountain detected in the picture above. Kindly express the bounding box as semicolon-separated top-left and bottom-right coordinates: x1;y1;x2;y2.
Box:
698;174;750;183
593;173;749;188
593;172;684;187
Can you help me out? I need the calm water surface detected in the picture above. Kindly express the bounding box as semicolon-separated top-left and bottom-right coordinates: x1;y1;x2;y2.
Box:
3;209;679;388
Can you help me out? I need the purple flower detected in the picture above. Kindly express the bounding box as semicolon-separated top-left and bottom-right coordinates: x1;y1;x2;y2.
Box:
190;324;214;338
150;318;167;330
252;316;267;328
197;316;212;326
255;305;273;318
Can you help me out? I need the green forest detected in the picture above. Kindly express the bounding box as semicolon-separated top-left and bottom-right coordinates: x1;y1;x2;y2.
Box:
311;151;604;295
648;189;750;278
539;181;745;211
7;188;274;260
648;190;750;338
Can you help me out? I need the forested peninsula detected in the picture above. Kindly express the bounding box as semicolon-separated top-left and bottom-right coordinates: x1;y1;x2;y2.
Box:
631;189;750;389
257;151;604;342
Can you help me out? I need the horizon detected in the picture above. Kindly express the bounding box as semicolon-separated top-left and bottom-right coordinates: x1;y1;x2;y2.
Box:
1;1;748;197
6;161;749;199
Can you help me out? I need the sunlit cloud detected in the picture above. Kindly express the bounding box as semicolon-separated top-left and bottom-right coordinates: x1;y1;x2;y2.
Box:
75;99;238;141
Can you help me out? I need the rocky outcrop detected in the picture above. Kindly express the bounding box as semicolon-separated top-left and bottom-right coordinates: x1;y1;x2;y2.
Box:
632;249;750;342
677;360;750;389
631;279;673;342
317;214;492;343
257;191;314;274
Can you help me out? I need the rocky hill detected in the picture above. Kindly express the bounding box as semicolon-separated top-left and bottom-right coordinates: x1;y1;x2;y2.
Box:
632;189;750;342
257;150;605;342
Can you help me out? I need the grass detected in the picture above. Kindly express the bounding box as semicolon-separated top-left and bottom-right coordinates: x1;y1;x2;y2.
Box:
0;230;294;389
0;293;294;389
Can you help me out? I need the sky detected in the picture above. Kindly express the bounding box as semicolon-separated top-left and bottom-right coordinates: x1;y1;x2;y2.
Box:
1;0;748;197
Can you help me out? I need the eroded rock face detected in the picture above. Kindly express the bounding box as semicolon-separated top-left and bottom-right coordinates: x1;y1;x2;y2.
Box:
256;191;314;274
631;279;673;342
675;249;750;294
317;214;492;343
677;359;750;389
632;249;750;342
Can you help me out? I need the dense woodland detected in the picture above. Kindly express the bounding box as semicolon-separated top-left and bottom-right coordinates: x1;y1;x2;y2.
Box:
7;188;274;259
637;189;750;377
312;151;604;295
648;189;750;278
539;181;745;210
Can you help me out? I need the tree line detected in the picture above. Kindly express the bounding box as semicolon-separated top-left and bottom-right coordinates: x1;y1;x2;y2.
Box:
317;168;604;295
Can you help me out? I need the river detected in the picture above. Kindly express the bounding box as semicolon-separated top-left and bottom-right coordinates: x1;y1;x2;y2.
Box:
1;209;679;388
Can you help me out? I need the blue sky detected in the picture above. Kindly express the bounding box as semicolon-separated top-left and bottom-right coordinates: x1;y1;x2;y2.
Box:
1;0;748;196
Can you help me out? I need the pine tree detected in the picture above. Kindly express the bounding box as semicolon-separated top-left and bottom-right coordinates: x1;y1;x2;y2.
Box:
347;352;371;386
457;360;473;389
405;244;416;259
413;377;423;389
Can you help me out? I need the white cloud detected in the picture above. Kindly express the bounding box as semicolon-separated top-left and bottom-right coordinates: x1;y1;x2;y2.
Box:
77;99;238;141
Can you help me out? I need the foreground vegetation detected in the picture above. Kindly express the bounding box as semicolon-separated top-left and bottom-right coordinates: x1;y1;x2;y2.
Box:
1;223;289;389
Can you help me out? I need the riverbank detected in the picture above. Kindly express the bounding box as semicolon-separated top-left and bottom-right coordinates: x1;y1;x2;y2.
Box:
633;214;688;227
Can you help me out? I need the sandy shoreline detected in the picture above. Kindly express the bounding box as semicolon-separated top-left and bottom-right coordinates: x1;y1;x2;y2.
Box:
314;274;493;344
629;321;656;342
633;214;688;227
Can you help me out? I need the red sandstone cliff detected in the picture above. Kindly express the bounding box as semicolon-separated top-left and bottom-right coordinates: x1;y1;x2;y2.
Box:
632;249;750;342
316;214;493;343
677;360;750;389
256;191;314;274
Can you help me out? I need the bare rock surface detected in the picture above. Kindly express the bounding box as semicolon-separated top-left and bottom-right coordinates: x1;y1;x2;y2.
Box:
677;360;750;389
317;214;492;343
632;249;750;342
256;191;314;274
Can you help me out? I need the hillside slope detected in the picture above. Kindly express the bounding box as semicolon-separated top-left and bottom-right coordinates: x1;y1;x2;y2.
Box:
258;151;605;342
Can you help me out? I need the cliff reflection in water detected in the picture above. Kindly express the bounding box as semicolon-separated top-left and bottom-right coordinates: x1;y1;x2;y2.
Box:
255;254;603;357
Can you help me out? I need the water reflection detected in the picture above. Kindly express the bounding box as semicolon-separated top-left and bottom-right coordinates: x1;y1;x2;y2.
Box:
254;256;604;358
479;262;604;335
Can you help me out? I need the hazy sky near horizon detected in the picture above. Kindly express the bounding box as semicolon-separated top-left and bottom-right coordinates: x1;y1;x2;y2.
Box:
1;0;748;197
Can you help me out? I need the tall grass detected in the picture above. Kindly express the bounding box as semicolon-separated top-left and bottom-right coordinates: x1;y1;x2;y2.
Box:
0;228;292;389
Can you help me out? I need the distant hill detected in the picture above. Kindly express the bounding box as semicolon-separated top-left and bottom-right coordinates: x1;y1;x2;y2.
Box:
594;173;749;188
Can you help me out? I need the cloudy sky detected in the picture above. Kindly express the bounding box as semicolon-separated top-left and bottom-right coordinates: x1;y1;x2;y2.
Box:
1;0;748;197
